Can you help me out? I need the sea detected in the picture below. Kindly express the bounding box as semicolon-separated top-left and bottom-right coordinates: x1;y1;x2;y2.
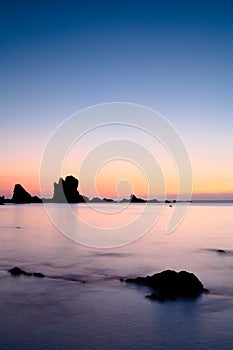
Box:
0;202;232;350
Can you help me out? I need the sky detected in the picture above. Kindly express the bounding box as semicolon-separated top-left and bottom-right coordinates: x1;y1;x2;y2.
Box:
0;0;232;200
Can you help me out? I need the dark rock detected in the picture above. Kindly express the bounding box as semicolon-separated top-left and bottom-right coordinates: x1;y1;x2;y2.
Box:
146;292;177;302
4;198;12;203
31;196;42;203
11;184;32;203
126;270;208;300
82;195;89;202
52;175;86;203
119;198;129;203
8;266;45;278
130;194;146;203
89;197;103;203
0;196;5;205
165;200;171;203
8;267;28;276
32;272;45;278
11;184;42;203
217;249;226;254
103;198;114;202
147;198;159;203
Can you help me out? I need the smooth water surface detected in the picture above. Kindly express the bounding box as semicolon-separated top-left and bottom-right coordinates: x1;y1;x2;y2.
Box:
0;203;232;349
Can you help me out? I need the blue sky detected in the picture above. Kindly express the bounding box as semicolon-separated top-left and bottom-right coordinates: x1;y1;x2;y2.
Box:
0;0;232;198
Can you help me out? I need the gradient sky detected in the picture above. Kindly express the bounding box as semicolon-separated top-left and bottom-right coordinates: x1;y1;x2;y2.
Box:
0;0;232;199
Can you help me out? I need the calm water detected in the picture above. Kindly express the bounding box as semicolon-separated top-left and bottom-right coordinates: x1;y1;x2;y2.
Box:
0;203;232;350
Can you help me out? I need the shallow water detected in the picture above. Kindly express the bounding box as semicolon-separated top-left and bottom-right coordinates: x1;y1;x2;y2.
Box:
0;203;232;349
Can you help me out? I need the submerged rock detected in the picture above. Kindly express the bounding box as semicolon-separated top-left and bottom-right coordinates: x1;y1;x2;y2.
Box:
216;249;226;254
8;266;45;278
8;267;28;276
126;270;208;301
32;272;45;278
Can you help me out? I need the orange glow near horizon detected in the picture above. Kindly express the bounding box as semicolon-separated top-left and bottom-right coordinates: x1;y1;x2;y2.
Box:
0;174;40;199
95;159;149;199
0;158;233;200
1;173;232;200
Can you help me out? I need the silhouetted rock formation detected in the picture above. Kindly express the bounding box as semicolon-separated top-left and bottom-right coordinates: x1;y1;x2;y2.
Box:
126;270;208;301
11;184;42;204
216;249;226;254
52;175;86;203
120;198;130;203
0;196;4;205
82;195;89;202
130;194;146;203
148;198;159;203
103;198;114;202
89;197;104;203
8;266;45;278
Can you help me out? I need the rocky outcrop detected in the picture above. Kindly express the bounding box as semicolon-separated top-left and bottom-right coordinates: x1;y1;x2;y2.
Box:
8;266;45;278
103;198;115;202
130;194;146;203
216;249;226;254
147;198;159;203
0;196;4;205
11;184;42;203
89;197;104;203
119;198;129;203
52;176;86;203
126;270;208;301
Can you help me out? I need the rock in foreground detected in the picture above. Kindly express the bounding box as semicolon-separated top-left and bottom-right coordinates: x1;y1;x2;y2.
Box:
8;266;45;278
126;270;208;301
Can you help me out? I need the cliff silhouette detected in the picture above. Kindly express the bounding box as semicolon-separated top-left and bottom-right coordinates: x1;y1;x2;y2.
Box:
52;175;87;203
0;175;165;204
11;184;42;204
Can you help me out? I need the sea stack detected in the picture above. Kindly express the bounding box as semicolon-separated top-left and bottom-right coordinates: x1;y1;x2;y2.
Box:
11;184;41;204
52;175;86;203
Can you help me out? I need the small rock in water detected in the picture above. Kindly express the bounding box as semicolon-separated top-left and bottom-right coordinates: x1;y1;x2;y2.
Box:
8;266;45;278
32;272;45;278
216;249;226;254
8;267;27;276
126;269;209;301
